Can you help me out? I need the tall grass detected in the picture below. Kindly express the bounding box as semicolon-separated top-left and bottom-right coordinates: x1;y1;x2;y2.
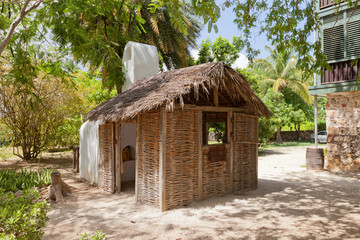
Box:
0;169;52;192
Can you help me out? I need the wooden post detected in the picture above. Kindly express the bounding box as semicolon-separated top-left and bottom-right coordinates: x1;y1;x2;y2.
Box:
198;110;203;200
73;146;76;169
73;146;79;173
228;111;234;192
115;121;121;193
159;107;167;211
135;115;140;203
213;88;219;107
255;116;259;187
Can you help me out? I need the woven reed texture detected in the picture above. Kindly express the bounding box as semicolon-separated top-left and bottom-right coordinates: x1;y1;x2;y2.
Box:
233;113;258;191
98;123;115;193
164;109;199;210
202;144;231;199
136;110;160;207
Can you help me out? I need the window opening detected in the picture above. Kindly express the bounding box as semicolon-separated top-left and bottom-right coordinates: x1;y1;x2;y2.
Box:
203;112;228;145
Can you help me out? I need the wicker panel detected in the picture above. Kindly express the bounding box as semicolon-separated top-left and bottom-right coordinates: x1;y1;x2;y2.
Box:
233;113;258;191
165;109;199;209
98;123;115;193
202;144;231;199
137;110;160;207
233;143;257;191
234;113;258;143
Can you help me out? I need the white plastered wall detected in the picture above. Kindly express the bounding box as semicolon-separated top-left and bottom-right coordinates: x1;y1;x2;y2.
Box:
79;120;104;185
122;41;159;92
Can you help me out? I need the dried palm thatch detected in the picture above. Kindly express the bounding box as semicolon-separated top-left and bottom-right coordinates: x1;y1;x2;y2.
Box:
86;62;272;122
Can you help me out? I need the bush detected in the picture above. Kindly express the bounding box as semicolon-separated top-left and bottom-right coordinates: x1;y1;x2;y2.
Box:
79;230;106;240
258;117;277;146
0;169;52;192
0;75;84;161
0;188;49;240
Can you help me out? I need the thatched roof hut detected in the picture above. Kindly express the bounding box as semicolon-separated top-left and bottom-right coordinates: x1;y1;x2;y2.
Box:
86;62;272;122
85;62;272;211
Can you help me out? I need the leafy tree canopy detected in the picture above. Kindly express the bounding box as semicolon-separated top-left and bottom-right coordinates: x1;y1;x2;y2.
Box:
196;36;243;65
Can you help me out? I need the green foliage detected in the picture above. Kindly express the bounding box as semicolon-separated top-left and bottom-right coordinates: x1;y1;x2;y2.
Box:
197;39;214;64
237;68;262;94
0;123;12;147
258;117;277;146
0;169;52;193
262;90;293;129
318;120;327;131
0;66;84;160
252;46;312;105
196;36;243;65
209;122;226;143
79;230;106;240
283;88;313;121
42;0;201;92
0;188;49;240
288;109;306;132
261;140;326;150
229;0;331;78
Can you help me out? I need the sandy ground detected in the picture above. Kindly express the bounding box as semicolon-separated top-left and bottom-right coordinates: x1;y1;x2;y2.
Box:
42;146;360;240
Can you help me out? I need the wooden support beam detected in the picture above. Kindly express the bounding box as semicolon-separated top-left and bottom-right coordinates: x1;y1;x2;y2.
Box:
198;110;203;200
135;115;140;202
121;118;136;124
115;121;122;193
213;88;219;107
198;92;214;106
183;104;256;115
228;111;234;192
223;84;237;106
217;91;232;105
254;116;259;187
159;107;167;211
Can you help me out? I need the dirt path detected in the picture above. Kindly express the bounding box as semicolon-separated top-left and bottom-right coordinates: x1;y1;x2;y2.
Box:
43;146;360;240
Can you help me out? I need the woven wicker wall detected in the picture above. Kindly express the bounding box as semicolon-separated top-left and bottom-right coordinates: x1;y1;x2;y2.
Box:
98;123;115;192
202;144;231;199
165;109;199;209
136;110;160;207
233;113;258;191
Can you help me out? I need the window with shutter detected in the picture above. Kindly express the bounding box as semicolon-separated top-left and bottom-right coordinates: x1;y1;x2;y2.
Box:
323;25;344;61
347;20;360;58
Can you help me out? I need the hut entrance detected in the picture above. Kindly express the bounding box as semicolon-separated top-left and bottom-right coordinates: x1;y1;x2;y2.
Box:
120;123;137;192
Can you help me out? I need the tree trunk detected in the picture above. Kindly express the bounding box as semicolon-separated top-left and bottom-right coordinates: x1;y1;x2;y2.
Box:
296;123;301;139
48;171;73;202
276;127;282;143
0;0;43;56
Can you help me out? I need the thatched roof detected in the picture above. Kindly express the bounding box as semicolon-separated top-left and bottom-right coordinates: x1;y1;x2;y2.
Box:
86;62;272;122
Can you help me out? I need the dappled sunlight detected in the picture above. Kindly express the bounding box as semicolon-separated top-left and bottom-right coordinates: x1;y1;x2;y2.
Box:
42;147;360;239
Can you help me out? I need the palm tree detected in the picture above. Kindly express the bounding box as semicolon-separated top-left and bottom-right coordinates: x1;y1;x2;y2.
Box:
139;1;201;69
253;46;312;142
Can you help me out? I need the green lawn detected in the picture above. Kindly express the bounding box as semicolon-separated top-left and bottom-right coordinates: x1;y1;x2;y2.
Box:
266;140;326;148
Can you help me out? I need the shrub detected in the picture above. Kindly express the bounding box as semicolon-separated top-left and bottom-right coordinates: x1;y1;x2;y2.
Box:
79;230;106;240
0;169;52;192
258;117;277;146
0;75;84;161
0;188;49;240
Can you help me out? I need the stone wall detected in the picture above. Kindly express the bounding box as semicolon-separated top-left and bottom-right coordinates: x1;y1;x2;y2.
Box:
326;91;360;171
270;130;314;141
